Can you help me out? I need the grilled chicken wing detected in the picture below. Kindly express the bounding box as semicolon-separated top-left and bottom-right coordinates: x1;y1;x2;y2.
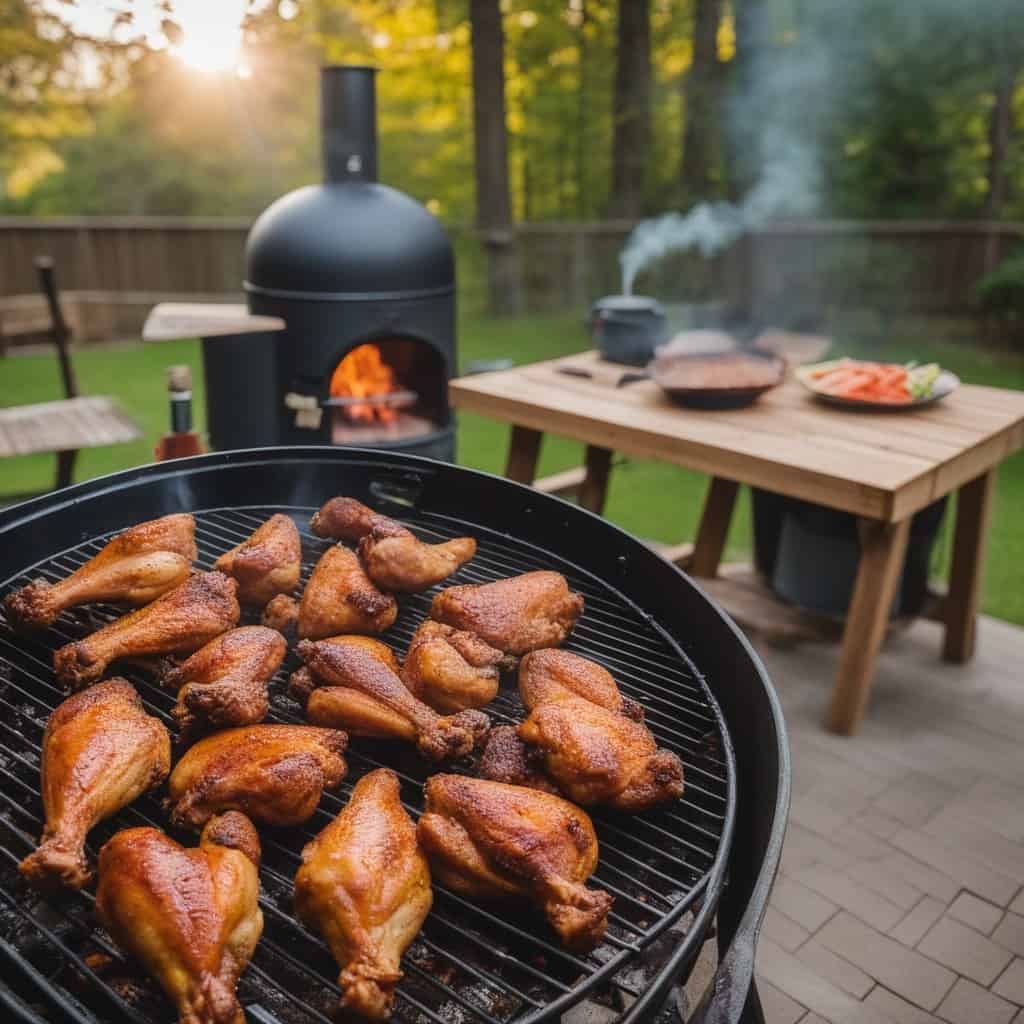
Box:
294;769;432;1020
95;812;262;1024
19;679;170;890
214;514;301;606
162;627;286;743
261;593;300;636
417;774;612;951
4;514;195;633
53;572;240;690
401;620;503;713
299;545;397;640
311;497;476;592
168;724;348;830
294;638;489;761
481;650;684;811
430;571;583;656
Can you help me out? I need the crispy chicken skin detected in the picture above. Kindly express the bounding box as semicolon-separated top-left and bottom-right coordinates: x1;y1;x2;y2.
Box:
167;724;348;830
162;627;287;743
429;571;583;656
261;593;299;635
294;769;432;1020
481;651;684;812
5;514;196;633
294;638;489;761
95;812;263;1024
214;514;301;606
298;545;397;640
19;679;170;890
417;775;612;951
311;496;476;592
402;620;503;713
53;572;240;690
287;635;400;706
477;725;559;795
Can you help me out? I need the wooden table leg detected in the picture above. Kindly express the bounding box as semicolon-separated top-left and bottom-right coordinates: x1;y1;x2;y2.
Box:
689;477;739;578
504;426;543;485
826;517;911;735
942;469;996;663
578;445;613;514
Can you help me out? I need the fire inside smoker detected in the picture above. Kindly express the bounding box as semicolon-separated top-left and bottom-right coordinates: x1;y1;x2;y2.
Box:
329;342;435;443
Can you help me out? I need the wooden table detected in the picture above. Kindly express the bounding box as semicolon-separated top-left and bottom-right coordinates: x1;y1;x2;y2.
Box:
450;351;1024;735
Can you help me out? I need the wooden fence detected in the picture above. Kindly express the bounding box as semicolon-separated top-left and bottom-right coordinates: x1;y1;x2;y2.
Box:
1;216;1022;340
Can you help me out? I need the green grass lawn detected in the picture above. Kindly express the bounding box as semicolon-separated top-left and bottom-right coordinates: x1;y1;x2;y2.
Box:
3;315;1023;625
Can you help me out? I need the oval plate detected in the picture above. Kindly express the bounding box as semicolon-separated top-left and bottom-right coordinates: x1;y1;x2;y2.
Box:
798;367;960;412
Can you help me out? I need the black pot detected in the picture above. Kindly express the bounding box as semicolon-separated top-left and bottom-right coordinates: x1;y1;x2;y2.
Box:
590;294;669;366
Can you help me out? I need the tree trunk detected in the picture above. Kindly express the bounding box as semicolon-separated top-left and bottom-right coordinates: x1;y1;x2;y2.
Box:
469;0;521;315
983;64;1018;220
726;0;769;199
681;0;724;199
608;0;651;219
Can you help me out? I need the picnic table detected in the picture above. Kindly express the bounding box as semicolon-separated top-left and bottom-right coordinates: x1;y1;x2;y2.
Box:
449;350;1024;735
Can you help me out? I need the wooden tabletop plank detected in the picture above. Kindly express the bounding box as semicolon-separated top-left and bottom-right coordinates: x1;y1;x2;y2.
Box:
0;396;142;457
450;353;1024;522
142;302;285;342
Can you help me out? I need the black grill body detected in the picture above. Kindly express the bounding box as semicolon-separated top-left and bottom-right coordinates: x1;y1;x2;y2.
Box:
0;448;789;1023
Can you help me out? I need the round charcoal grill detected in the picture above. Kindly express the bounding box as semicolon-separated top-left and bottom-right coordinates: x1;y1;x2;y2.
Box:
0;448;789;1024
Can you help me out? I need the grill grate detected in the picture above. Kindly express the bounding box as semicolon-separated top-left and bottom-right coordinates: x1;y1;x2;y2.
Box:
0;505;734;1023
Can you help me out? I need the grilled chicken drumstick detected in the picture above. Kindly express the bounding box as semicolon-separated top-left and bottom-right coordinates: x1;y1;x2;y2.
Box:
4;513;196;633
167;724;348;830
401;619;503;713
214;513;301;606
293;637;489;761
19;679;170;890
298;545;397;640
417;774;613;951
430;571;583;656
480;650;684;811
311;496;476;592
53;571;240;690
162;626;286;743
96;812;263;1024
294;768;432;1020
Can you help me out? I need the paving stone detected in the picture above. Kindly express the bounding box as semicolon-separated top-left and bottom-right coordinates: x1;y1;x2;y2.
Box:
891;898;948;948
918;916;1013;987
855;808;904;840
799;1015;829;1024
863;987;941;1024
764;905;812;953
992;958;1024;1005
758;937;867;1021
877;852;960;905
800;865;905;932
817;912;956;1011
922;811;1024;884
947;892;1004;935
845;858;925;911
796;939;874;998
872;778;954;829
993;913;1024;958
890;829;1019;907
755;976;806;1024
1011;889;1024;916
936;977;1016;1024
773;875;839;933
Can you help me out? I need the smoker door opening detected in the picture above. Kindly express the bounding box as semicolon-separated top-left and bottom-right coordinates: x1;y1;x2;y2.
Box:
326;337;446;444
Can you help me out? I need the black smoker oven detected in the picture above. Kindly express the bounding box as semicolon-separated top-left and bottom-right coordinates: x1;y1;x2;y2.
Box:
204;66;456;461
0;448;788;1024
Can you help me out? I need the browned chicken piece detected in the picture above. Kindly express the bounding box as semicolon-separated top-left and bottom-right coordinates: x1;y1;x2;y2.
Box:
53;572;240;691
294;638;489;761
477;725;559;795
430;571;583;656
19;679;170;890
298;545;397;640
213;514;301;606
287;635;400;707
481;650;684;812
95;812;263;1024
167;724;348;830
294;769;432;1020
261;593;299;635
402;619;503;713
311;496;476;592
417;774;612;952
4;514;196;633
162;627;287;743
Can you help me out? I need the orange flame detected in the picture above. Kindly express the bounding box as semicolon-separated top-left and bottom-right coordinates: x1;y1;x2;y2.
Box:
330;344;398;423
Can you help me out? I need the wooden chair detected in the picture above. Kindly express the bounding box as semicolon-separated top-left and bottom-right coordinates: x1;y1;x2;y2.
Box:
0;257;141;496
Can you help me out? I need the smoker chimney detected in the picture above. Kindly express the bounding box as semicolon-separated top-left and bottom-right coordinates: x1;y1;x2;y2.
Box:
321;65;378;184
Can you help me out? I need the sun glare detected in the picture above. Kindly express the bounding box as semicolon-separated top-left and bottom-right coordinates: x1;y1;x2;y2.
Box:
167;0;248;74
